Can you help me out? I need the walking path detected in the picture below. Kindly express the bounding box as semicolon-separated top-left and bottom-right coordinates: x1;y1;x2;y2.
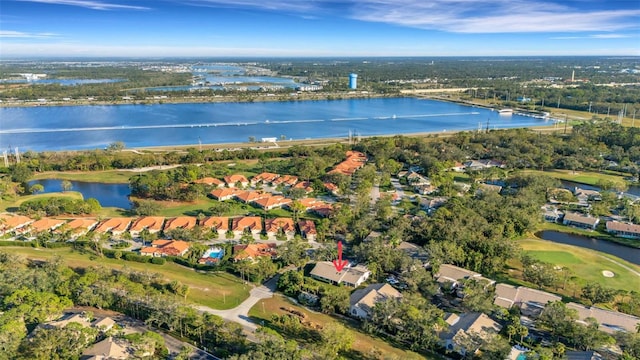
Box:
195;275;279;333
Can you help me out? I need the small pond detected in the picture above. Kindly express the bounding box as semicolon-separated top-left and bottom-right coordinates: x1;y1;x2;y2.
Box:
27;179;131;209
537;230;640;265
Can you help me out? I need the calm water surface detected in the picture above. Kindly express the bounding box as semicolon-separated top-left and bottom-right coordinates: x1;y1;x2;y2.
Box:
1;98;552;151
538;230;640;265
27;179;131;209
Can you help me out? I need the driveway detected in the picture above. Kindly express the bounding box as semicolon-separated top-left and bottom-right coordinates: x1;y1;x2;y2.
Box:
195;275;279;333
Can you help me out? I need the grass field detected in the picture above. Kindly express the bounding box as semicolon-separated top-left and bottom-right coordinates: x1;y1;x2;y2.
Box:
0;246;250;310
0;191;84;211
519;169;630;187
512;237;640;294
248;295;431;360
32;170;133;184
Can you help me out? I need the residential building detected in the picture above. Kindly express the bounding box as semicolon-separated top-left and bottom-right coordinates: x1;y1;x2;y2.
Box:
494;284;562;317
253;195;292;210
45;313;92;329
294;197;327;211
235;190;271;204
323;182;339;195
606;221;640;239
58;218;98;238
406;172;431;186
140;240;190;257
0;213;34;235
310;261;371;288
293;181;314;193
163;216;197;233
21;218;66;236
232;243;277;261
94;218;133;236
435;264;483;286
224;174;249;188
92;317;116;332
573;187;602;202
397;241;429;263
129;216;165;237
298;219;317;241
309;204;334;217
210;187;241;201
349;283;402;319
264;217;296;238
81;337;129;359
440;312;502;356
231;216;263;236
567;302;640;334
272;174;299;187
199;216;229;238
193;177;225;188
562;212;600;229
542;205;563;223
329;151;367;176
251;172;280;185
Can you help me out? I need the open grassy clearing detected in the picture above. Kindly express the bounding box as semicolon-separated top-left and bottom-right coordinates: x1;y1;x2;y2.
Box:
519;169;630;187
512;237;640;294
248;295;430;360
0;191;84;212
0;246;249;310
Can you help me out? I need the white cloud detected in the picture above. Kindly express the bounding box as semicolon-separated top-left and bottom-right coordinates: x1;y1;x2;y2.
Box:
347;0;640;33
0;30;58;38
551;33;634;40
180;0;317;13
18;0;150;10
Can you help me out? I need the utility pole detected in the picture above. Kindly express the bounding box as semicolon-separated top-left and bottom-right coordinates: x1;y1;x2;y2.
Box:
564;114;568;134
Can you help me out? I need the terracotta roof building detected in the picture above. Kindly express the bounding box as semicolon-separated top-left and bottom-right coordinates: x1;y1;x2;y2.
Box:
58;218;98;238
224;174;249;188
235;190;271;204
129;216;165;236
199;216;229;237
163;216;197;233
94;218;133;235
328;151;367;176
350;283;402;319
0;213;34;235
264;217;296;237
23;218;67;234
233;243;277;261
231;216;263;236
253;195;292;210
272;174;298;187
293;181;314;193
193;177;225;188
251;172;280;185
298;219;317;241
140;240;190;257
210;187;242;201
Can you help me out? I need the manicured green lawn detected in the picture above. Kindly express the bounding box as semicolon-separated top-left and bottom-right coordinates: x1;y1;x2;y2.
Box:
519;169;630;187
0;192;84;212
0;246;249;310
515;237;640;294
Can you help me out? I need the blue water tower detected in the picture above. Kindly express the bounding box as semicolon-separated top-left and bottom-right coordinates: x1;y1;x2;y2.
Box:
348;73;358;89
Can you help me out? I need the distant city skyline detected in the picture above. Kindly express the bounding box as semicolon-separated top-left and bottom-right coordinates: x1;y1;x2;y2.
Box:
1;0;639;57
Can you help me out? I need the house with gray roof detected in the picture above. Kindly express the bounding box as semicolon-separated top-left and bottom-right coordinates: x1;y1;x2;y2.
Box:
350;283;402;319
606;220;640;239
440;312;502;356
494;284;562;317
81;337;129;359
562;212;600;230
567;302;640;334
310;261;371;288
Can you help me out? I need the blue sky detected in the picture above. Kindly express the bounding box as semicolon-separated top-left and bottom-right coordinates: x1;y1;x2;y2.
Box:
1;0;639;57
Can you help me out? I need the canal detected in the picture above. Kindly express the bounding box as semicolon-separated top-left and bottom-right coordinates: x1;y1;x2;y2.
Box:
537;230;640;265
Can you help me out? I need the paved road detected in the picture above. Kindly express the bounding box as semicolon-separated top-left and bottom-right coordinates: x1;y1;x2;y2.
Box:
195;275;278;334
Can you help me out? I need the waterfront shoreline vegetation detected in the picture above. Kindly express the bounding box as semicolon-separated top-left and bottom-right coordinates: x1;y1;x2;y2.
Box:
539;222;640;249
31;170;135;184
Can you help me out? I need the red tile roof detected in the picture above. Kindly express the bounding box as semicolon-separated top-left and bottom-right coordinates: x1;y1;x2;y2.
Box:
231;216;263;232
26;218;66;233
224;174;249;186
265;217;295;234
235;190;271;204
193;177;224;186
140;240;190;257
61;218;98;232
251;172;280;183
94;218;133;233
129;216;165;232
293;181;313;193
200;216;229;231
272;174;299;186
163;216;197;231
298;219;317;235
233;243;277;261
210;187;241;200
253;195;292;210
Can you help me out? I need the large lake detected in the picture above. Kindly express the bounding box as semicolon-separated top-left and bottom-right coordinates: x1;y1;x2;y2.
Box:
0;98;552;151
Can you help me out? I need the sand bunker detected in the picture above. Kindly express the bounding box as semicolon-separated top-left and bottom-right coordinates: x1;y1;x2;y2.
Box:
602;270;615;278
